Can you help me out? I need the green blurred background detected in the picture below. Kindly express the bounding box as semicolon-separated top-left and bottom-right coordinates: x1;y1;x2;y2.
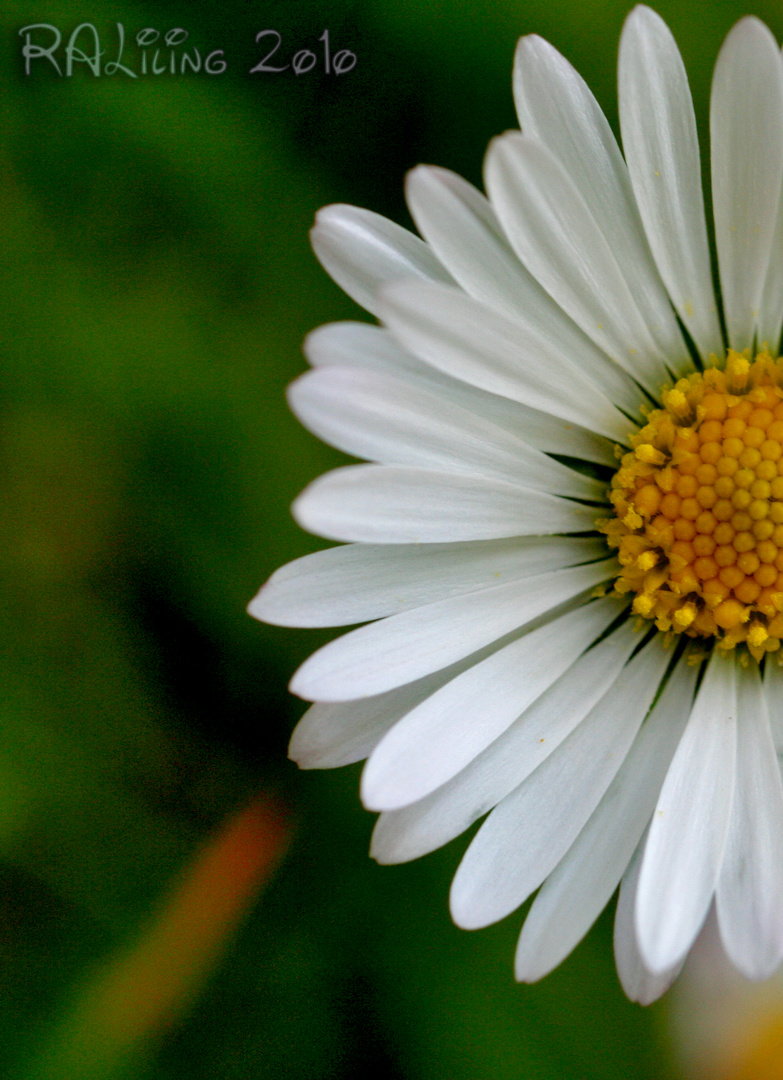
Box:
2;1;781;1077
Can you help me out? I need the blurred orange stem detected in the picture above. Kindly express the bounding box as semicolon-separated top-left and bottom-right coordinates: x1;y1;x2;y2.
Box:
25;794;291;1079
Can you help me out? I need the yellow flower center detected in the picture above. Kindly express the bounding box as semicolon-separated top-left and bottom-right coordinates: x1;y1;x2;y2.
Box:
600;350;783;661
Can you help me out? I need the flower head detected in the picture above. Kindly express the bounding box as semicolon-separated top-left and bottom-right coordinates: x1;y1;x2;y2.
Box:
250;6;783;1003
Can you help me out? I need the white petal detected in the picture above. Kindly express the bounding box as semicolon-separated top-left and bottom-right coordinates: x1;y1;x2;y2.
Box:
305;322;618;466
757;37;783;357
290;558;617;701
372;615;636;864
618;6;723;359
764;659;783;755
403;163;542;315
761;61;783;354
484;134;677;393
404;166;644;417
305;320;414;372
292;464;596;544
512;33;688;367
614;839;683;1005
710;18;783;351
287;366;603;500
361;596;621;810
379;281;631;442
449;634;670;930
310;204;453;316
515;655;697;982
291;691;429;770
759;193;783;354
289;630;529;769
636;651;737;973
716;662;783;979
251;535;605;627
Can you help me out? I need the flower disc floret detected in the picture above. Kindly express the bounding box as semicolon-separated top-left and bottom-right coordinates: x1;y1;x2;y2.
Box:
601;350;783;660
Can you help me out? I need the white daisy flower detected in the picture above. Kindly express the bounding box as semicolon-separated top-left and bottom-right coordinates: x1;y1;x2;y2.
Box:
250;6;783;1003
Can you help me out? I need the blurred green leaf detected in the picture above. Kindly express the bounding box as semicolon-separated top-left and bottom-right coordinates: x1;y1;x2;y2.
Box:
1;0;772;1075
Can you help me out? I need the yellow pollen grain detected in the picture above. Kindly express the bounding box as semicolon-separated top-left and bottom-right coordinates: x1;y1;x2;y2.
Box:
635;444;667;466
600;350;783;658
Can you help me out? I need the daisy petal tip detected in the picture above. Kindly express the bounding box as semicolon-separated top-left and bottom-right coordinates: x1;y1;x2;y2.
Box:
284;371;306;404
246;589;267;622
448;859;510;931
404;162;432;189
720;14;778;53
289;485;326;540
736;14;772;32
246;583;299;628
628;3;659;20
286;656;328;702
359;766;412;814
309;204;371;262
634;907;693;979
448;885;500;931
513;952;543;986
286;740;310;769
286;726;333;770
309;208;335;245
513;32;572;102
312;202;350;228
633;881;691;973
368;826;400;866
627;977;670;1007
513;32;551;64
309;219;340;270
404;164;457;213
359;759;386;810
491;129;522;150
301;325;323;362
448;893;479;932
310;206;328;232
286;675;310;703
358;787;389;815
482;133;518;186
735;956;783;983
289;497;310;534
622;5;666;38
